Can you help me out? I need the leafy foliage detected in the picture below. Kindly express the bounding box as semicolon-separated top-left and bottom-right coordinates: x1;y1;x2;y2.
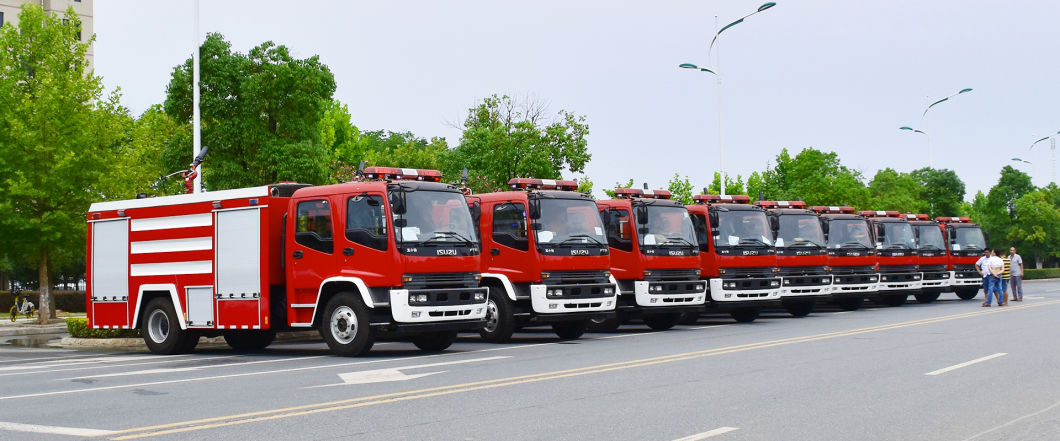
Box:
667;174;695;204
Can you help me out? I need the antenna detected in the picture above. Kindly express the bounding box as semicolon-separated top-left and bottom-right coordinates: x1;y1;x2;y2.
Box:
642;182;649;190
703;187;709;195
356;161;366;180
461;168;469;186
758;190;764;200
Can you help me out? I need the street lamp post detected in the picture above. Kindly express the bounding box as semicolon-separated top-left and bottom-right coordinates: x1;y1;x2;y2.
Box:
679;2;776;196
1029;131;1060;184
920;88;973;168
192;0;202;193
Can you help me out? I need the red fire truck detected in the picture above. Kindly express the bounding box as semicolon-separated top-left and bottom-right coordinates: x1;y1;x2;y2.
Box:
811;206;878;311
687;194;781;323
755;200;833;317
858;210;922;306
465;178;616;342
904;213;951;303
86;167;488;356
935;216;988;300
593;188;706;330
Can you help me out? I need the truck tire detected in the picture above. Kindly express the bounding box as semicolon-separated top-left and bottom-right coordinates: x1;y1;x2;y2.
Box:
677;311;700;325
783;301;814;318
480;291;515;343
914;293;940;304
587;314;622;332
223;330;276;351
836;297;863;311
643;314;678;331
878;294;907;307
320;291;374;357
955;288;980;300
731;308;759;323
551;320;587;340
142;297;194;355
412;331;458;352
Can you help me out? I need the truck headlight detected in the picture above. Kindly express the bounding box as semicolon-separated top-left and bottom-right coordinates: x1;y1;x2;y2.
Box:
473;292;485;302
881;275;888;281
822;278;831;284
604;287;614;294
770;280;780;287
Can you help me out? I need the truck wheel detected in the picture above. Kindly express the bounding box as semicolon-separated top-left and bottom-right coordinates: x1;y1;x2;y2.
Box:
677;311;700;325
223;330;276;351
783;302;814;317
142;298;193;355
552;320;587;340
643;314;678;331
878;294;907;307
320;292;374;357
731;308;759;323
914;293;940;304
479;291;515;343
836;297;863;311
587;314;622;332
955;288;980;300
412;331;457;352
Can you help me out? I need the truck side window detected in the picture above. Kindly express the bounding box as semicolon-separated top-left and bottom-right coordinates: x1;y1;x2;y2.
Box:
691;213;710;253
295;200;334;254
492;203;528;251
346;195;387;251
603;208;633;252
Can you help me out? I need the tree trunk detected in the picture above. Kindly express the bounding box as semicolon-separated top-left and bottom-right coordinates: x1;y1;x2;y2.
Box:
1036;254;1043;269
37;248;51;324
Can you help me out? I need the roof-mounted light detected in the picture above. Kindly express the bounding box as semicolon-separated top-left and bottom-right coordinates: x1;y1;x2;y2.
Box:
857;210;902;218
934;216;971;224
693;194;751;205
362;167;442;182
810;206;855;214
903;213;930;221
613;188;672;199
754;200;806;209
508;178;579;191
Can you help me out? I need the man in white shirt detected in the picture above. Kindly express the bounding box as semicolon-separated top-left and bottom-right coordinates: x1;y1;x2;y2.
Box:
1009;247;1024;301
985;249;1005;306
975;249;992;305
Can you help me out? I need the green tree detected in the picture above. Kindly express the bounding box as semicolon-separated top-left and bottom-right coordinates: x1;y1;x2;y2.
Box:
867;168;927;214
911;167;966;217
746;171;766;202
163;33;336;189
667;174;695;204
0;5;127;322
451;95;590;193
1008;190;1060;269
604;178;635;199
975;166;1036;248
576;176;594;195
707;172;745;196
99;105;186;199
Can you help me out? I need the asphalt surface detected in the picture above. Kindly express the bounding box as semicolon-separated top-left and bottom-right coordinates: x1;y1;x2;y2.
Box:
1;281;1059;441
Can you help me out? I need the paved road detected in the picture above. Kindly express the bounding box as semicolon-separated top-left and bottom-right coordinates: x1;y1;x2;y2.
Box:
2;282;1059;441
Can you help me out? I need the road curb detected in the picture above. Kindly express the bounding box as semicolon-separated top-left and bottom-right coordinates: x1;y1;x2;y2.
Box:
0;324;68;337
52;331;322;349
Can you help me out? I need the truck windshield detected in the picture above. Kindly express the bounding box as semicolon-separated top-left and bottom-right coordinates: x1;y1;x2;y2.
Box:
916;225;946;251
535;198;606;247
878;222;915;250
714;210;773;247
827;219;873;249
775;214;825;248
394;191;478;246
639;206;698;248
951;226;986;252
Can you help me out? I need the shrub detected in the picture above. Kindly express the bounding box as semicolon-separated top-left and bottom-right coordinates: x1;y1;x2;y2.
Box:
1023;268;1060;280
66;317;141;338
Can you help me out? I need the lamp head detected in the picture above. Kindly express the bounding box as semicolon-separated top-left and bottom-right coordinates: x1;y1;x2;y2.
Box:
758;2;777;12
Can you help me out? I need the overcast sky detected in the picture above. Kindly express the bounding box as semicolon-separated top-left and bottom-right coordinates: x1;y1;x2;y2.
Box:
94;0;1060;201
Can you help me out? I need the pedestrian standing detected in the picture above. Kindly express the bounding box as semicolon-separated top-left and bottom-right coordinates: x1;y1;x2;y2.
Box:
976;249;993;306
1010;247;1024;301
987;249;1005;306
1000;250;1011;306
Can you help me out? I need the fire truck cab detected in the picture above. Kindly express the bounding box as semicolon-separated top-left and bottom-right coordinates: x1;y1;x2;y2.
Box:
904;213;951;303
859;210;922;306
594;188;707;331
687;194;781;323
936;216;989;300
811;206;879;311
466;178;617;342
86;167;488;356
756;200;833;317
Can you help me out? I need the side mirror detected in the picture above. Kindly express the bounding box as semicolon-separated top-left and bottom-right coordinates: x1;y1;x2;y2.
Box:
768;216;779;233
394;218;408;228
530;223;542;231
469;201;481;224
636;205;648;224
708;212;719;229
390;191;406;214
638;227;649;235
528;198;541;219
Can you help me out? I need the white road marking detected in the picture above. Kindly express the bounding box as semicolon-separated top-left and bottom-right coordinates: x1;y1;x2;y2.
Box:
960;395;1060;440
57;354;330;381
925;353;1007;376
310;356;510;387
672;426;740;440
1025;296;1044;299
0;355;244;378
0;421;116;437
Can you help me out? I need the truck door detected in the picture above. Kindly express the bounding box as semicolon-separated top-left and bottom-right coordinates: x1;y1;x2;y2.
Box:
287;198;337;324
339;193;393;286
488;202;531;279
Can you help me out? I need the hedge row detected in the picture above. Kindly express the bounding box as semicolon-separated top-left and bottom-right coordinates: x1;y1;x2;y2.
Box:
1023;268;1060;280
0;291;85;313
66;317;141;338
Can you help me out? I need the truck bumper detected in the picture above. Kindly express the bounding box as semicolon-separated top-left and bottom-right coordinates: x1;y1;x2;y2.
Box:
632;280;707;307
877;274;922;291
514;310;616;326
779;280;833;299
920;272;951;290
390;287;489;323
708;278;782;303
530;283;617;314
949;271;983;287
374;318;486;334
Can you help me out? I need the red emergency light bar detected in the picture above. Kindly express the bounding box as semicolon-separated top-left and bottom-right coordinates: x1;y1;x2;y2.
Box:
362;167;442;182
693;194;751;204
755;200;807;209
613;188;672;199
810;206;856;214
508;178;578;191
935;216;972;223
903;213;930;221
857;210;902;218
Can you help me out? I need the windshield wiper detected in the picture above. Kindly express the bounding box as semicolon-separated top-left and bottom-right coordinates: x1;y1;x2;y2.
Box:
884;244;910;250
788;239;823;248
421;231;474;246
838;241;869;249
559;234;604;247
663;236;696;247
919;245;944;250
738;238;771;247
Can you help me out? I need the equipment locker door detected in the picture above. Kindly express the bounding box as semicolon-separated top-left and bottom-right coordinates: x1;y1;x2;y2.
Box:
90;218;131;328
214;207;264;328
